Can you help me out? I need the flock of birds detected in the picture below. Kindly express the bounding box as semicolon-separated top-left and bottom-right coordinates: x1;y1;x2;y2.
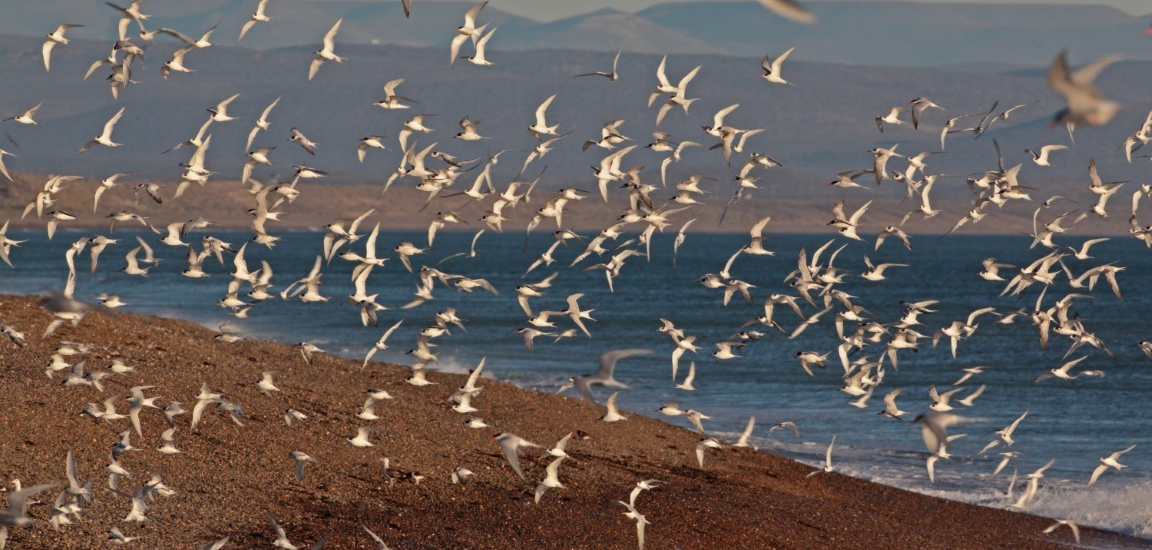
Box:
2;0;1152;549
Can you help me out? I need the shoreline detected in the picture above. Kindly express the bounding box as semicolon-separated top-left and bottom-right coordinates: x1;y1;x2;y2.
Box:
0;294;1144;549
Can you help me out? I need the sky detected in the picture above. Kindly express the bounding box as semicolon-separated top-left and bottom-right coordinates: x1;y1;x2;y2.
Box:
464;0;1151;21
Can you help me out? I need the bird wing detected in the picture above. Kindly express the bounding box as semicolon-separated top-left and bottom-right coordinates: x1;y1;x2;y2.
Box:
449;33;469;65
377;320;403;346
383;78;404;96
883;388;902;410
553;432;573;453
918;414;953;454
201;537;231;550
257;97;281;124
362;525;388;547
42;41;56;71
772;46;796;71
597;348;653;378
476;26;497;54
928;384;941;403
101;107;126;139
605;391;620;414
755;0;816;23
830;199;847;223
239;19;258;41
848;200;872;225
749;215;772;238
158;27;196;44
544;456;564;483
322;18;343;51
738;416;756;442
676;65;702;91
465;357;486;388
499;439;525;479
1088;463;1108;486
712;103;740;128
1004;410;1029;436
533;483;549;504
680;361;697;386
822;435;836;470
65;450;81;488
635;516;646;549
1070;52;1122;86
268;515;290;543
534;94;556;127
464;1;487;26
573;376;597;403
308;57;323;81
1113;444;1137;458
6;483;58;517
654;54;670;87
966;306;996;326
214;93;239;114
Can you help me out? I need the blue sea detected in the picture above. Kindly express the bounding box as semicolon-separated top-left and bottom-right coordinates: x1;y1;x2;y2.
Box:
3;228;1151;538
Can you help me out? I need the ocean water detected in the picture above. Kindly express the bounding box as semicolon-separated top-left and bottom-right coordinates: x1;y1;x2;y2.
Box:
3;228;1151;538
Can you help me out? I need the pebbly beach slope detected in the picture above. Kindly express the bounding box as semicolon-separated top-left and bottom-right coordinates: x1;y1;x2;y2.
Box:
0;294;1139;550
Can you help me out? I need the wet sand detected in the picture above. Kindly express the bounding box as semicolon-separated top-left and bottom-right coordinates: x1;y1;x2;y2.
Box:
0;295;1139;549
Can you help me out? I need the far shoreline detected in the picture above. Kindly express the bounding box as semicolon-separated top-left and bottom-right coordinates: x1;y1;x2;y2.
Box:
1;173;1138;237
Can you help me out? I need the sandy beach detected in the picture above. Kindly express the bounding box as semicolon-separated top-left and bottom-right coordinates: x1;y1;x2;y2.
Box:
0;294;1141;549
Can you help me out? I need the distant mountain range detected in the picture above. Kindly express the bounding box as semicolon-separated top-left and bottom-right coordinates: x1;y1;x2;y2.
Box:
1;0;1150;221
6;1;1152;67
0;30;1148;204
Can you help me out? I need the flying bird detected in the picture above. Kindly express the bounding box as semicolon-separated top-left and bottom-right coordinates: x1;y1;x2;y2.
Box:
155;24;218;48
79;107;126;153
289;127;318;155
106;1;150;39
450;2;488;66
289;451;318;483
618;500;650;550
461;26;497;66
1088;444;1136;486
529;94;559;139
534;456;567;504
363;524;392;550
238;0;272;42
577;48;622;81
1047;49;1121;127
246;96;281;151
43;24;84;72
1042;520;1081;545
755;0;815;23
4;102;43;125
557;349;653;404
760;46;796;84
0;149;14;182
806;435;836;477
908;97;943;129
374;78;414;110
493;432;539;480
309;18;344;81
